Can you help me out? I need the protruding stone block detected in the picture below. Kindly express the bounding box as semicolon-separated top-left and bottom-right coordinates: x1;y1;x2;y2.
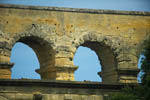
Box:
36;65;78;81
117;68;140;83
0;62;14;79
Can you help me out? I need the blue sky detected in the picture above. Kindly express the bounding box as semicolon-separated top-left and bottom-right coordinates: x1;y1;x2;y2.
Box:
0;0;149;82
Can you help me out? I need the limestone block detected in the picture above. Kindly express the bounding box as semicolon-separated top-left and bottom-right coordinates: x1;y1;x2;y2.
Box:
0;69;11;79
55;57;74;67
119;75;138;83
0;55;10;63
118;61;137;69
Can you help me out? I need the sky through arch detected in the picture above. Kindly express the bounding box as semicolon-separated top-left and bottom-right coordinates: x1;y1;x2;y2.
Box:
74;46;102;82
11;42;40;79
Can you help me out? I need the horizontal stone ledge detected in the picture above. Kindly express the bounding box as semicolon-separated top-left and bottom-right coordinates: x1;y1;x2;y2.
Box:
36;65;78;73
0;4;150;16
98;71;118;77
0;62;14;68
117;68;140;75
0;79;137;90
0;91;18;93
119;76;138;80
0;43;12;50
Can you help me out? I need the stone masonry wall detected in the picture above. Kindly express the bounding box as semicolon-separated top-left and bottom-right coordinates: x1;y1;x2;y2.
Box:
0;79;126;100
0;4;150;83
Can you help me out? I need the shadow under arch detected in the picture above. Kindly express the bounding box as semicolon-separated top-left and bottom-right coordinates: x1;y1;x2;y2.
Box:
73;32;118;83
10;35;56;80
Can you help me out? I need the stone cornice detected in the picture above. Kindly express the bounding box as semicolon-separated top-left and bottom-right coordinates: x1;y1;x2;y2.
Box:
0;4;150;16
0;79;137;90
0;62;14;69
117;68;140;75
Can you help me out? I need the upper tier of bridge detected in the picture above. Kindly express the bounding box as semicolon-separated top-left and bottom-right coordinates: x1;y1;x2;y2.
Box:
0;4;150;16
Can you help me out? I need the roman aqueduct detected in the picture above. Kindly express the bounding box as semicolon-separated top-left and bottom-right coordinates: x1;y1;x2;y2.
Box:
0;4;150;84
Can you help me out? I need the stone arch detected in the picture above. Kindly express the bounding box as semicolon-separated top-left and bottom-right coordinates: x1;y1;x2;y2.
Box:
9;29;56;79
73;32;119;83
0;24;78;81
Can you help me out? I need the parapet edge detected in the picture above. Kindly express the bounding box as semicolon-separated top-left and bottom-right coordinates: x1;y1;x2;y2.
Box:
0;4;150;16
0;79;137;90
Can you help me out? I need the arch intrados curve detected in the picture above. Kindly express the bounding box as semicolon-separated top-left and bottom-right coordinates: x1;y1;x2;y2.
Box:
73;32;119;83
10;32;56;71
74;32;113;48
10;31;54;49
73;32;118;60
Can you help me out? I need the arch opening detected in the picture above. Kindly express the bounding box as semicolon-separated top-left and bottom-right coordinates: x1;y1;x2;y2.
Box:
10;36;55;79
11;42;40;79
74;46;102;82
74;41;118;83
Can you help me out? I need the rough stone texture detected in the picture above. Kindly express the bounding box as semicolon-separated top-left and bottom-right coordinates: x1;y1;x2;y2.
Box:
0;62;13;79
0;79;128;100
0;4;150;84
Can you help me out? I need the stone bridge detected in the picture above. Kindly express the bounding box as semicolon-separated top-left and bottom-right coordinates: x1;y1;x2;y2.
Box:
0;4;150;84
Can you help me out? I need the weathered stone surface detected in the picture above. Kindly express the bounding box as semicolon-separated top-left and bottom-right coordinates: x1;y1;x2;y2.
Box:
0;96;8;100
0;4;150;84
0;79;128;100
0;62;13;79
